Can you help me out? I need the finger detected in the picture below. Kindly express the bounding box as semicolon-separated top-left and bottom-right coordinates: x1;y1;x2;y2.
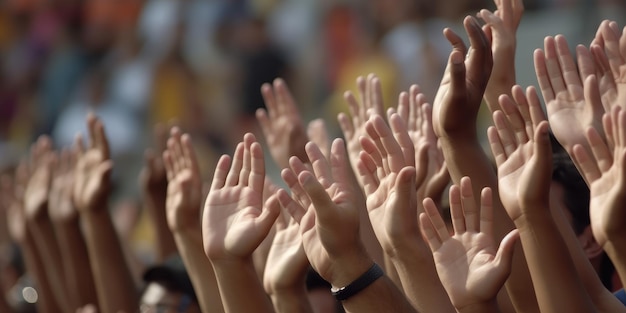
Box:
488;126;508;166
525;86;548;129
328;139;354;191
181;134;201;179
533;121;553;175
277;188;306;224
419;212;441;251
162;150;174;182
360;136;384;175
274;78;297;115
256;109;272;140
460;176;479;232
494;229;520;272
87;113;97;149
479;187;494;237
372;115;405;172
357;152;380;195
307;119;331;159
499;94;529;144
356;76;367;121
544;37;567;98
389;113;416;168
493;110;518;156
395;166;417;216
338;112;355;140
464;16;492;92
601;21;624;79
281;167;311;208
555;35;583;92
240;134;256;186
423;197;450;242
298;171;335;222
576;45;597;80
249;141;265;193
397;91;410;123
370;76;385;116
256;195;281;238
93;117;110;159
225;142;244;186
534;49;555;103
261;83;277;118
306;142;333;189
210;155;231;190
449;184;465;234
510;85;534;138
170;127;185;170
586;127;612;173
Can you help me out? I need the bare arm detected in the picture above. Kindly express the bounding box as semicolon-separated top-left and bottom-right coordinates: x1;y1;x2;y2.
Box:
163;127;224;313
203;134;279;313
432;16;538;313
74;115;138;313
49;148;98;309
279;139;416;313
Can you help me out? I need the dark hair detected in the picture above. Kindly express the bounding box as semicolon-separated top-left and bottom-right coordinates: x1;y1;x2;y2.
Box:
549;133;614;290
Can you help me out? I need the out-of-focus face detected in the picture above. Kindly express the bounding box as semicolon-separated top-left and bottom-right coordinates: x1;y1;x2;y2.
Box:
140;282;199;313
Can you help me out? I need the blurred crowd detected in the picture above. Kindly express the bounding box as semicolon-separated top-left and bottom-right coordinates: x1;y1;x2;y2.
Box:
1;0;626;312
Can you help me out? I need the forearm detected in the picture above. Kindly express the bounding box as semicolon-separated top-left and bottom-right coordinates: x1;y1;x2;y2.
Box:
82;208;138;313
458;300;501;313
53;219;98;309
173;229;224;313
551;208;626;313
484;46;516;113
27;217;69;312
515;211;595;313
145;194;177;261
390;243;455;313
604;238;626;296
20;233;62;313
440;138;538;313
269;288;314;313
211;258;274;313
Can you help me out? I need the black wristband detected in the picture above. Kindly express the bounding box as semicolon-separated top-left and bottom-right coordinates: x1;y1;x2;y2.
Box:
330;263;384;301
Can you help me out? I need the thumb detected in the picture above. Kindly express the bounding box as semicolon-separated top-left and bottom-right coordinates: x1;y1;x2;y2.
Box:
494;228;520;272
257;195;281;235
299;171;335;223
395;166;417;211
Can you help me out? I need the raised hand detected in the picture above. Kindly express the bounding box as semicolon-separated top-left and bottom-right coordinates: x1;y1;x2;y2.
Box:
572;107;626;247
263;207;309;293
478;0;524;112
278;140;416;312
49;148;77;223
488;86;552;221
535;35;605;154
23;136;56;220
338;74;387;186
396;86;449;202
73;114;113;211
163;127;203;231
256;78;308;169
357;113;425;253
591;20;626;111
278;139;372;285
420;177;519;311
433;16;492;141
203;133;280;261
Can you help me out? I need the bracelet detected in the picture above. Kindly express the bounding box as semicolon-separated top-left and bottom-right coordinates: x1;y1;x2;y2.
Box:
330;263;384;301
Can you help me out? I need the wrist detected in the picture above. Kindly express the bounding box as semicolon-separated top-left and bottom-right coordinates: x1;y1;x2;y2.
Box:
456;299;499;313
168;211;200;233
325;248;374;289
513;209;552;232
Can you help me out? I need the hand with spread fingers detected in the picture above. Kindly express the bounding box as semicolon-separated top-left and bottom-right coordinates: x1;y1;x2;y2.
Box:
488;86;552;220
73;114;113;212
534;35;605;154
572;107;626;248
203;133;279;313
420;177;519;313
396;86;449;204
338;74;387;186
489;86;597;313
591;20;626;111
257;78;308;169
